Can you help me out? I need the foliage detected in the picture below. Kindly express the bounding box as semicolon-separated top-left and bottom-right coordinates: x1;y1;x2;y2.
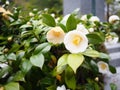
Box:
0;4;119;90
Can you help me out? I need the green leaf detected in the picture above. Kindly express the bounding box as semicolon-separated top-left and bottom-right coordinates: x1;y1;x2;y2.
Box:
20;24;32;29
46;85;56;90
66;14;77;31
4;82;19;90
0;36;6;40
30;53;44;69
16;51;25;60
57;54;68;74
87;32;105;44
41;77;55;85
0;66;11;78
90;60;98;73
7;53;16;60
0;55;6;62
20;60;32;73
10;71;25;82
110;83;117;90
42;14;56;27
83;49;100;58
34;43;51;55
8;44;21;54
65;66;76;90
109;65;116;74
57;23;67;32
99;53;110;59
67;54;84;73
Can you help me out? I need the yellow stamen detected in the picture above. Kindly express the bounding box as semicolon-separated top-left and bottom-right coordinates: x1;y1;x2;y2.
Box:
72;35;82;45
100;63;107;70
52;29;61;37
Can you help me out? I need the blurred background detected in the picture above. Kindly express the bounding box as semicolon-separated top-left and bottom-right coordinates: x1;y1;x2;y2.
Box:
0;0;63;16
1;0;120;18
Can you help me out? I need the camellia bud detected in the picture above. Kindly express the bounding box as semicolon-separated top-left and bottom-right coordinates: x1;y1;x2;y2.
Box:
6;1;10;5
95;77;99;82
3;48;9;54
0;86;4;90
7;36;13;42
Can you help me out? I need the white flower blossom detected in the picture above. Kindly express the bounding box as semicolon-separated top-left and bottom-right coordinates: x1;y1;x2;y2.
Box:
47;27;65;44
29;12;34;17
76;24;89;35
97;61;109;75
51;13;55;17
64;30;88;53
108;15;120;23
89;16;100;22
81;14;87;21
57;85;66;90
105;32;119;45
88;28;94;32
44;8;48;11
6;1;9;5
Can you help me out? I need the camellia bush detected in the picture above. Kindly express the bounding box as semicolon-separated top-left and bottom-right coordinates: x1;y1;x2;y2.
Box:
0;4;120;90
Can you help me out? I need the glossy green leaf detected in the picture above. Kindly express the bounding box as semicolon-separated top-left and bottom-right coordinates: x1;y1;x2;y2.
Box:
11;71;25;82
0;55;6;62
99;53;110;59
109;65;116;74
110;83;117;90
30;53;44;69
65;66;76;90
20;60;32;73
20;24;32;29
4;82;19;90
42;14;56;27
34;43;51;55
57;54;68;74
83;49;100;58
0;36;6;40
8;44;21;54
67;54;84;73
0;66;11;78
46;85;56;90
87;32;105;44
90;60;98;73
57;23;67;32
7;53;16;60
66;14;77;31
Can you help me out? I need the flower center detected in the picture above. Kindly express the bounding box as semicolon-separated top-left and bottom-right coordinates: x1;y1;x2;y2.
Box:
52;30;61;37
72;35;82;46
100;63;107;70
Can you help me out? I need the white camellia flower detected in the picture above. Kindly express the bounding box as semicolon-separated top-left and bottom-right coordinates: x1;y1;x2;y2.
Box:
64;30;88;53
6;0;10;5
89;16;100;22
57;85;66;90
29;12;35;17
81;14;88;21
108;15;120;23
105;32;119;45
51;13;55;17
47;27;65;44
97;61;109;75
76;24;89;35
